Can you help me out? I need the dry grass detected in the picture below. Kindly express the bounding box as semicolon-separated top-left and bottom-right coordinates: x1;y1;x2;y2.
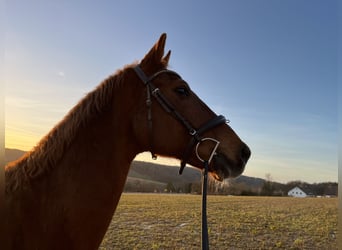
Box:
100;194;337;249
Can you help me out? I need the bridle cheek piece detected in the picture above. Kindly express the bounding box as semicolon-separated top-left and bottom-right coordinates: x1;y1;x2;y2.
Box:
133;65;227;174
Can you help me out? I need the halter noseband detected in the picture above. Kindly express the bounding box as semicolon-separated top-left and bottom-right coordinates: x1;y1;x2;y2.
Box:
134;65;227;174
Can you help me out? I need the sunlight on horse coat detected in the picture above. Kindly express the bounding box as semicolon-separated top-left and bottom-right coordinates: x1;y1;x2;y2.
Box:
3;34;250;250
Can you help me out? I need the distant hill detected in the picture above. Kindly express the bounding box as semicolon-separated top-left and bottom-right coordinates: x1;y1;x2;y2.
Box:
127;161;267;193
231;175;266;190
4;148;265;192
126;161;202;192
4;148;337;196
129;161;201;184
5;148;26;163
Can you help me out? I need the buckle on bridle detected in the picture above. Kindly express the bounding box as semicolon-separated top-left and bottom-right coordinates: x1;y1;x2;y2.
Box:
189;129;197;136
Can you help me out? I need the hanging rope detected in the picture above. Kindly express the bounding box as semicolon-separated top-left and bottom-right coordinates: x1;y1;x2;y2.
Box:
202;160;209;250
195;138;220;250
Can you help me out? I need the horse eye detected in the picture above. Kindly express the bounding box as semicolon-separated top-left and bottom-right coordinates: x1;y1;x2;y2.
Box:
174;87;190;97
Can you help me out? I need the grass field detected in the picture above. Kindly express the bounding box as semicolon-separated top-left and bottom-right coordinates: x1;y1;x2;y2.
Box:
99;194;338;249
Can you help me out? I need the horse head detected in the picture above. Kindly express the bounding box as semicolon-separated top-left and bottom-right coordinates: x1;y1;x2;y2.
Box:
132;33;250;181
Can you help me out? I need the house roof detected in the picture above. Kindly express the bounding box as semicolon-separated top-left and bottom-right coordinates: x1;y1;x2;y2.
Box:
288;186;314;195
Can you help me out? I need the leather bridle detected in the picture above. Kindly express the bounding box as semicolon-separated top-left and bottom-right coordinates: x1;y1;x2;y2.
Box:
135;64;229;249
134;65;227;174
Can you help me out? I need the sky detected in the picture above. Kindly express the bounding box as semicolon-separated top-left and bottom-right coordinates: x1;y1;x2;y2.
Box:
2;0;338;183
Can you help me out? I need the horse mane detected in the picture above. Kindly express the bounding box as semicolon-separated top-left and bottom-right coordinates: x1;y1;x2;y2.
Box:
5;65;132;193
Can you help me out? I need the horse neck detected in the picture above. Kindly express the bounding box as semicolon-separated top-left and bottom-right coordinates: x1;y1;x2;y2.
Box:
5;74;144;249
53;86;141;247
56;87;139;204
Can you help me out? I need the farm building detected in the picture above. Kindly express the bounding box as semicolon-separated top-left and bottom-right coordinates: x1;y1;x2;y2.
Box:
288;187;307;198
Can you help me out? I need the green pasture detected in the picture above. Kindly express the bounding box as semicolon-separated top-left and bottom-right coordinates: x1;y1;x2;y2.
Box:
100;194;337;249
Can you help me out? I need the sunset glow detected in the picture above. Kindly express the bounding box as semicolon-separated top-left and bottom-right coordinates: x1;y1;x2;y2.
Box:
4;1;337;183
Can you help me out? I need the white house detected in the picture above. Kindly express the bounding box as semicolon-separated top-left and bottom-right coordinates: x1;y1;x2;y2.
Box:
288;187;307;198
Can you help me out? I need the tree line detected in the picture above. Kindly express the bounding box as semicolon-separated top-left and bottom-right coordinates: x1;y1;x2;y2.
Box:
123;178;338;197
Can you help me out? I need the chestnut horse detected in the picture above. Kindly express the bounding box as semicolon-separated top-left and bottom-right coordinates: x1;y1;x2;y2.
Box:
3;34;250;250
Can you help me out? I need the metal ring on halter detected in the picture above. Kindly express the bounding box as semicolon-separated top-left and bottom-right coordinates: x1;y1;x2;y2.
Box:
195;138;220;165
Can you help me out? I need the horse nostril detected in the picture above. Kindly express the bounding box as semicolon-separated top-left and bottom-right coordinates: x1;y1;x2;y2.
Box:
241;144;251;163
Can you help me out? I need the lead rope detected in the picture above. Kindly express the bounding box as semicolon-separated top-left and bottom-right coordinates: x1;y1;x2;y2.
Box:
195;138;220;250
202;160;209;250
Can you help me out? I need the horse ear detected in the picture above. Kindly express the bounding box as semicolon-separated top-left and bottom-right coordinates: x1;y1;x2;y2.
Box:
140;33;168;70
162;50;171;65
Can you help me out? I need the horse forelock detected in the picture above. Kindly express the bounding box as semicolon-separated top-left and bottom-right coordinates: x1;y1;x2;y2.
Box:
5;65;132;193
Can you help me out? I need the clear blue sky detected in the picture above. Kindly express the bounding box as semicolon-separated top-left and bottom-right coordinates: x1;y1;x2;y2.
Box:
4;1;338;183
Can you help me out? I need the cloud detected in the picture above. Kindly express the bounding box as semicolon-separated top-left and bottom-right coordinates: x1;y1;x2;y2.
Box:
57;71;65;77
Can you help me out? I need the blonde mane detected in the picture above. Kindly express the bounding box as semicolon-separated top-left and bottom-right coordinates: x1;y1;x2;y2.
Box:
5;66;130;193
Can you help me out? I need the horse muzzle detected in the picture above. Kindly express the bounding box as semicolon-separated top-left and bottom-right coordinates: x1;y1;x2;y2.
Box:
211;144;251;181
